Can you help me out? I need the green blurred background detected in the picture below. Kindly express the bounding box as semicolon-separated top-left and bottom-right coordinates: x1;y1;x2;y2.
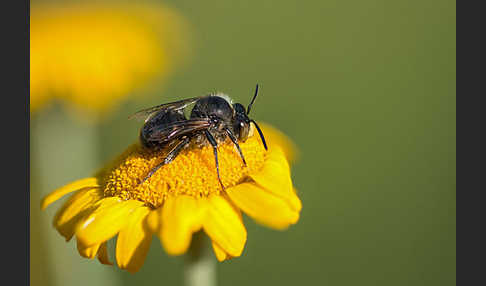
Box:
30;0;456;285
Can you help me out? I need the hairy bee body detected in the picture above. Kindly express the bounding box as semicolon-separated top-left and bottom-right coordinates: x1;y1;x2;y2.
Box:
130;85;267;188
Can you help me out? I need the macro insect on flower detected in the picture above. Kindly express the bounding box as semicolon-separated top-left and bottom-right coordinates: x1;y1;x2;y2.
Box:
133;85;268;189
41;85;302;273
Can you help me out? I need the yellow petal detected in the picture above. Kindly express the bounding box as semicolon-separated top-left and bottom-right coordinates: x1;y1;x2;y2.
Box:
146;209;160;233
116;206;152;273
159;195;204;255
226;182;299;230
41;177;99;210
293;187;303;204
97;242;113;265
54;188;103;241
250;146;302;212
211;241;231;262
77;239;100;259
258;122;298;163
76;198;143;247
202;195;246;257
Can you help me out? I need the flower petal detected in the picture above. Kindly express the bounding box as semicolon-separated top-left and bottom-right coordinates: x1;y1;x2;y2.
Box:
202;195;246;257
116;206;152;273
41;177;99;210
77;239;100;259
146;209;160;233
211;241;232;262
76;198;143;247
258;122;298;163
97;242;113;265
250;146;302;212
226;182;299;230
54;188;103;241
159;195;204;255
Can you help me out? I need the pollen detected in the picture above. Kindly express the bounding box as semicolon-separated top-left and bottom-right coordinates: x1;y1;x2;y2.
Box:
101;134;266;208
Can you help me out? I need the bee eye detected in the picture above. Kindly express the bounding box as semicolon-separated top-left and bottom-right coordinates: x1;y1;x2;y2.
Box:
238;121;249;141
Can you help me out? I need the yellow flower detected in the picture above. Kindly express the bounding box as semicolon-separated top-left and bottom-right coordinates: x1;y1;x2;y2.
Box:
30;2;191;115
41;123;302;273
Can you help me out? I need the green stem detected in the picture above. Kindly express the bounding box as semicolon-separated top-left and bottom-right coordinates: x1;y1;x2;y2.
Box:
184;232;217;286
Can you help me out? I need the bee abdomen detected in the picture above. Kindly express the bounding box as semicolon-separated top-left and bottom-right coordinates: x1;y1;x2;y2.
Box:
140;110;186;149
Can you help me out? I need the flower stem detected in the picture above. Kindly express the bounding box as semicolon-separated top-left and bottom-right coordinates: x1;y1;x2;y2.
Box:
184;232;217;286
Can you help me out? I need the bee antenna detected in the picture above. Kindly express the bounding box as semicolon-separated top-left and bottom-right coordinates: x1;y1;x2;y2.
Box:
250;119;268;150
247;84;259;114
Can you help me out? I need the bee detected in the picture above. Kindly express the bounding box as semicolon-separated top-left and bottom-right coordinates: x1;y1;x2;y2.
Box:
129;85;267;189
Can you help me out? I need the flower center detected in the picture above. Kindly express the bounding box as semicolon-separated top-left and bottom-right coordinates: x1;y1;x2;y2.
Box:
101;133;266;208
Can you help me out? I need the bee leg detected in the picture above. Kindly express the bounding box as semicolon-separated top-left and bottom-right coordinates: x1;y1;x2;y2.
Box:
140;137;191;184
205;130;225;190
225;128;247;166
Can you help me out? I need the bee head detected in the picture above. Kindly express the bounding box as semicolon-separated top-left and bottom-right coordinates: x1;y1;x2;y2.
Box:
232;84;267;150
233;103;250;141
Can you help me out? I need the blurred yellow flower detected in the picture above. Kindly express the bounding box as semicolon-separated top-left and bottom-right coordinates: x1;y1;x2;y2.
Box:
30;2;191;115
41;123;302;273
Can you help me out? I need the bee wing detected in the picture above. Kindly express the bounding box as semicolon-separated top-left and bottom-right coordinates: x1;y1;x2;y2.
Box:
144;118;211;144
128;96;205;122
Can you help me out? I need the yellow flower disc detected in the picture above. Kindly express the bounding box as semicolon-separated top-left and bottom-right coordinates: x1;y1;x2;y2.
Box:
102;134;266;208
